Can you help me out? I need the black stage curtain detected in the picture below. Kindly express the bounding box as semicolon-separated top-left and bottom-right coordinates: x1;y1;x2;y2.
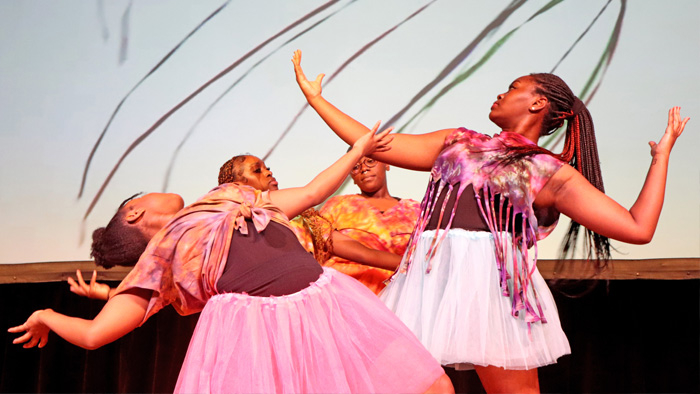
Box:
1;279;698;393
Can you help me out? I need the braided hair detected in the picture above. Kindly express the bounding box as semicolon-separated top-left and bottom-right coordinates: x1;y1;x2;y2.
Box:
218;155;250;185
90;193;150;269
530;73;611;269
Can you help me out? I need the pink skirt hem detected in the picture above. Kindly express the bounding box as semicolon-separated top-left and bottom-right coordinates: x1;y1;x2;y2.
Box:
175;267;443;393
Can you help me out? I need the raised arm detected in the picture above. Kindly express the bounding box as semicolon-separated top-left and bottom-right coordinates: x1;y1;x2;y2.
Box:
538;107;689;244
292;50;450;171
269;124;392;218
8;288;150;350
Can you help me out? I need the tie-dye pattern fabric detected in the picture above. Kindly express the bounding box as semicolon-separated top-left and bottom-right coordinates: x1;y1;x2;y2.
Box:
290;208;333;263
400;128;564;324
112;183;291;324
319;195;420;294
110;185;446;392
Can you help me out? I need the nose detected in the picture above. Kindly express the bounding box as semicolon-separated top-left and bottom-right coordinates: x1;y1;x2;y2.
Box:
497;93;505;100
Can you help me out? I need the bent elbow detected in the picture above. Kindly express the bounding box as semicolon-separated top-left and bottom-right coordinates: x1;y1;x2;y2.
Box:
82;342;101;351
81;327;108;350
628;230;654;245
637;234;654;245
82;337;103;351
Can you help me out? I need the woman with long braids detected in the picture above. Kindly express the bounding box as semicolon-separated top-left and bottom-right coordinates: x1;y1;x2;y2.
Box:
292;50;689;393
9;126;454;394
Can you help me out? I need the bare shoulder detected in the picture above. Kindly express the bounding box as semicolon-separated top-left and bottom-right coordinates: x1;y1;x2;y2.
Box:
534;163;578;208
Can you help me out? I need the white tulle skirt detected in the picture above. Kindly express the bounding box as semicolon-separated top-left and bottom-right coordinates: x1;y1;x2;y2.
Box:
175;267;444;393
380;229;571;370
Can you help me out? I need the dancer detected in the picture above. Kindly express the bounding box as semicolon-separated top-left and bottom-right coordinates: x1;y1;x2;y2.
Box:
10;126;453;394
318;155;419;294
67;154;404;300
292;50;688;393
218;154;404;274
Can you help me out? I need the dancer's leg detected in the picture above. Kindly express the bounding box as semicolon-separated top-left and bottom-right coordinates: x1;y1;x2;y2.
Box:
424;372;455;394
474;365;539;394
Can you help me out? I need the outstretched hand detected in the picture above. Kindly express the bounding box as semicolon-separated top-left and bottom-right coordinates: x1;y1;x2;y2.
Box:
8;310;51;348
649;106;689;157
353;121;394;158
67;269;111;301
292;50;324;102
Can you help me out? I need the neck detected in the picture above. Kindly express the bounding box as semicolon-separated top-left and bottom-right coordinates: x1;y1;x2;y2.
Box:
143;212;178;239
360;186;391;200
501;124;541;145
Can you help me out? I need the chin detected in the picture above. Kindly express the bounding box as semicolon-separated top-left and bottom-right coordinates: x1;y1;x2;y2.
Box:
170;194;185;210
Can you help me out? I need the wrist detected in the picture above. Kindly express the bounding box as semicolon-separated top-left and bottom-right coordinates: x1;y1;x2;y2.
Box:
307;94;323;107
651;152;670;164
348;145;364;158
38;309;54;323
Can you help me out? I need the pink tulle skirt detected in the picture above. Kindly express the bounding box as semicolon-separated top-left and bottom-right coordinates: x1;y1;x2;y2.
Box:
175;267;443;393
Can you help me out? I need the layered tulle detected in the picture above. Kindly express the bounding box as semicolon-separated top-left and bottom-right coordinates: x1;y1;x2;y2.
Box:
175;267;444;393
381;229;570;370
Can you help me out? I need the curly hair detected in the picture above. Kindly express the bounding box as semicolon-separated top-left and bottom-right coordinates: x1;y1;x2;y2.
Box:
218;155;250;185
90;193;150;269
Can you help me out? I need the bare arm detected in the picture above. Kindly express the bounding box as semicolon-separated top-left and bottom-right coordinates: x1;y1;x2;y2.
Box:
292;50;451;171
331;231;401;271
269;124;393;218
8;288;150;350
537;107;689;244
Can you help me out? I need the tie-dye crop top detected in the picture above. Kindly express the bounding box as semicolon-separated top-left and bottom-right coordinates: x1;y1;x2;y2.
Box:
400;127;565;324
112;183;292;325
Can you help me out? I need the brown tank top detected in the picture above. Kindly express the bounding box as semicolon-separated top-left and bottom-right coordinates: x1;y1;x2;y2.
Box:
425;183;522;232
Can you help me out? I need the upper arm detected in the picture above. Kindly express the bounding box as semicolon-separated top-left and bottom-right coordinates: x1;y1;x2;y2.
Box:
268;187;315;219
86;288;151;348
540;165;649;244
370;128;453;171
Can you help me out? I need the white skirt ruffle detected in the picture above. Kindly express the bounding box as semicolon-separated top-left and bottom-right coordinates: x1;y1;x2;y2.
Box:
380;229;571;370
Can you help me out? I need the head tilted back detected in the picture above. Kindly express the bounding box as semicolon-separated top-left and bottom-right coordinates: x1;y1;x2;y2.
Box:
90;193;150;268
530;73;605;193
530;73;611;265
218;155;250;185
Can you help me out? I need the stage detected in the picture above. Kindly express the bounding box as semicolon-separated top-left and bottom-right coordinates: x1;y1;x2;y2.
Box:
1;259;698;393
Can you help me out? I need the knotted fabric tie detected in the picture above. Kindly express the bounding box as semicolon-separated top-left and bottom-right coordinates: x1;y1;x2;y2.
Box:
234;201;272;234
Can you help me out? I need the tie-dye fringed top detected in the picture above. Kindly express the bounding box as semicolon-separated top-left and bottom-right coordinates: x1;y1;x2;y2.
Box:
400;127;564;324
112;183;291;325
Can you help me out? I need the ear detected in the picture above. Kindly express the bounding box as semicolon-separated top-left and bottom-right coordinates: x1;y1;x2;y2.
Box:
529;96;548;113
125;208;145;224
